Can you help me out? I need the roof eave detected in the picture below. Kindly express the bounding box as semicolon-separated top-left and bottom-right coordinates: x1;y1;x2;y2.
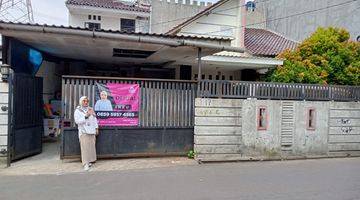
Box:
66;2;150;14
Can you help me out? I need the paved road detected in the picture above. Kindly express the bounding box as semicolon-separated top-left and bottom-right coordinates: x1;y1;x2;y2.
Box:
1;158;360;200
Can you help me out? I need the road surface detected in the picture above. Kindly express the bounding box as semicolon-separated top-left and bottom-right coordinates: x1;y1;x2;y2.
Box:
1;157;360;200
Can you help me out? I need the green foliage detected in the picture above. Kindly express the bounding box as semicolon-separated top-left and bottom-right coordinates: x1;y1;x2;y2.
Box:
267;27;360;85
187;150;195;159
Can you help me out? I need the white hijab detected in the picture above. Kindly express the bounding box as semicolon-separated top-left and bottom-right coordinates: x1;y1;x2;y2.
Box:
77;96;89;112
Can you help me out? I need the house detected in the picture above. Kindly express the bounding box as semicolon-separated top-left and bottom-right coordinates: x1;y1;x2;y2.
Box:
166;0;298;81
0;20;245;167
65;0;298;81
66;0;151;32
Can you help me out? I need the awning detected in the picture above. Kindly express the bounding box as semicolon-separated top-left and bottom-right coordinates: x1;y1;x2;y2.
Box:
0;21;245;66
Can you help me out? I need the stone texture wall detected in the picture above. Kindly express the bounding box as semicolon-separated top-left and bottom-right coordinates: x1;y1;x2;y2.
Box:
0;79;9;168
194;98;360;162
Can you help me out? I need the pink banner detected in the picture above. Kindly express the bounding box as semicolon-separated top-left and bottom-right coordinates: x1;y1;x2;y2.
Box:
94;83;139;126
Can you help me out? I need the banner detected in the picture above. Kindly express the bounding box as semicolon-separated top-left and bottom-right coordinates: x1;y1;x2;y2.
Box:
94;83;140;126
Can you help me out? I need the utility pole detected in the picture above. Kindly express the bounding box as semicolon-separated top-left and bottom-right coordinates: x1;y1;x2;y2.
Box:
0;0;34;23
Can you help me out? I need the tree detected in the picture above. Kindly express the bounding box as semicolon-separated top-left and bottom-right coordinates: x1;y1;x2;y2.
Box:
267;27;360;85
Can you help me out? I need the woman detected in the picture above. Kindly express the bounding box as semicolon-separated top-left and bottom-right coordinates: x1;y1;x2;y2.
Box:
74;96;99;171
94;91;113;111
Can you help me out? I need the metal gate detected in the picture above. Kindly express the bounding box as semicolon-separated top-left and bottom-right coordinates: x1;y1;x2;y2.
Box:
61;76;196;158
9;73;43;161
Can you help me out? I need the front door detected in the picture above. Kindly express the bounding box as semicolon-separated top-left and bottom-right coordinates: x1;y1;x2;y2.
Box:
9;73;43;161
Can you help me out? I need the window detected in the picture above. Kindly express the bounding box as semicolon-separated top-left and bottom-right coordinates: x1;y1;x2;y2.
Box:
208;75;212;80
230;76;233;80
222;75;225;80
88;15;91;20
98;16;101;21
307;108;316;130
121;18;135;32
257;107;267;130
202;74;205;80
216;75;219;80
85;22;101;30
93;15;96;20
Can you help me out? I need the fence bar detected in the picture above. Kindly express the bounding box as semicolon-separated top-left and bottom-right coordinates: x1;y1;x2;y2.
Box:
198;80;360;101
62;76;197;128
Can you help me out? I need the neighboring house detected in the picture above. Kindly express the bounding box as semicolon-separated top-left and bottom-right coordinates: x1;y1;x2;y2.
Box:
250;0;360;41
66;0;151;32
167;0;298;81
150;0;211;34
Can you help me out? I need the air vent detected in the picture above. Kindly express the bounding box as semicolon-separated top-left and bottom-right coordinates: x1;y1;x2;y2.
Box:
113;48;155;58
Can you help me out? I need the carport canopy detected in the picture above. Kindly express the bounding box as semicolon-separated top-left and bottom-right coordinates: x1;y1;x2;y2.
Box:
0;21;246;67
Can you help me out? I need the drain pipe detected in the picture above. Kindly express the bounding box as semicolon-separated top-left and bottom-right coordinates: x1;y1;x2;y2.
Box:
0;23;246;53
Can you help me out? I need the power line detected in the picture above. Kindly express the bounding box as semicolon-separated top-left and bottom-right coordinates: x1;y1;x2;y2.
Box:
147;0;270;29
203;0;358;35
0;0;34;23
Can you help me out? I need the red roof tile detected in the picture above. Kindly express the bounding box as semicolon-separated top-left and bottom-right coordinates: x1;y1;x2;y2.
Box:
66;0;150;13
245;28;298;56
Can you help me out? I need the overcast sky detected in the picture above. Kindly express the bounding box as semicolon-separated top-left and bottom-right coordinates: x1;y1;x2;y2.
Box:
31;0;222;25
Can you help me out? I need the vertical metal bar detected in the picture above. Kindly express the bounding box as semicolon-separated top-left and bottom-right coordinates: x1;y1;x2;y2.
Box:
156;81;160;127
145;80;149;127
140;80;144;127
197;47;202;97
150;81;154;127
161;81;165;127
165;82;169;127
184;83;189;127
171;82;175;127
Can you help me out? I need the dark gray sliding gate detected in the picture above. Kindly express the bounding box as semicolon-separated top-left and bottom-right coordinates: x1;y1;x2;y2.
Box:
9;73;43;161
61;76;197;158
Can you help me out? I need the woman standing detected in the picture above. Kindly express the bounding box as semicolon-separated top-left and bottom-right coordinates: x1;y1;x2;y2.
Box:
74;96;99;171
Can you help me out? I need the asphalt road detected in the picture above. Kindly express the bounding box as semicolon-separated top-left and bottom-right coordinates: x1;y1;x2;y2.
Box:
1;158;360;200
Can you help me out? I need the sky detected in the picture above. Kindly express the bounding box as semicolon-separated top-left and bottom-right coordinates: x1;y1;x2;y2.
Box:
31;0;222;26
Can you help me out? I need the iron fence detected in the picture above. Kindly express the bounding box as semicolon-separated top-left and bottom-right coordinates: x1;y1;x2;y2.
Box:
199;80;360;101
62;76;197;128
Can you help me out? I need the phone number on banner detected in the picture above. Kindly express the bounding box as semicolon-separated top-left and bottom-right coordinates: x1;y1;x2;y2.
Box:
96;111;138;118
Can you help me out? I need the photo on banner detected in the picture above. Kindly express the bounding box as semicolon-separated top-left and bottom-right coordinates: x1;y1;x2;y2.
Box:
94;82;140;126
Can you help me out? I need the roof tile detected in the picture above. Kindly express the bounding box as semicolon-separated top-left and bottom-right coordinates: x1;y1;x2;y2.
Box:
245;28;298;56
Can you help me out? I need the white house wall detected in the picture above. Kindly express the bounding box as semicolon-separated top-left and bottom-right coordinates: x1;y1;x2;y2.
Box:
178;0;240;45
150;0;209;34
36;61;63;103
68;7;150;32
191;65;241;80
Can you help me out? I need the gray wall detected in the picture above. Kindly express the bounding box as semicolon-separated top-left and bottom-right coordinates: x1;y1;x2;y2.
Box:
0;79;9;168
328;102;360;155
150;0;210;34
194;98;360;162
255;0;360;41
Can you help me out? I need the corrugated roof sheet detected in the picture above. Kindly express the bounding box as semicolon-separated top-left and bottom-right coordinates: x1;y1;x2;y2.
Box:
245;28;298;56
0;21;231;41
66;0;150;13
